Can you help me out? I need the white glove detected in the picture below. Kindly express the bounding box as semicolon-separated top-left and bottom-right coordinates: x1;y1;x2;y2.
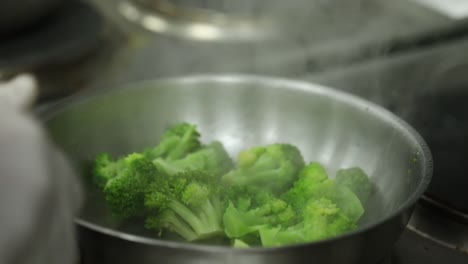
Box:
0;75;82;264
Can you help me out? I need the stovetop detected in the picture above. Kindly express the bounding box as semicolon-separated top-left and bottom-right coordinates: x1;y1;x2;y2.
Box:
389;198;468;264
387;231;467;264
73;199;467;264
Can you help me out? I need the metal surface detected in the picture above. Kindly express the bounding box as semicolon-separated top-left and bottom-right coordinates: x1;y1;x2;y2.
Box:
84;0;468;90
112;0;465;45
307;35;468;213
407;196;468;253
116;0;274;42
0;0;63;35
390;225;468;264
0;0;103;74
29;0;468;102
115;0;368;42
384;198;468;264
39;75;432;264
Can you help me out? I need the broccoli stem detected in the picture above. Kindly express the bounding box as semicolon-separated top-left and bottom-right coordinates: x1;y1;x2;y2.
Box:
223;157;276;185
149;137;179;160
167;126;196;161
211;197;223;221
202;199;222;231
153;159;183;175
168;199;223;240
233;239;251;248
247;167;289;184
223;166;293;191
251;156;277;171
169;200;204;231
162;212;198;241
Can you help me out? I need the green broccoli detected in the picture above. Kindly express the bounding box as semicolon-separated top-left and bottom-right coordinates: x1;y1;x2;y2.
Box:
221;144;305;194
302;198;356;241
332;185;366;222
143;123;201;161
259;198;356;247
223;201;266;239
102;153;158;219
143;170;224;241
336;167;373;204
89;121;372;248
283;162;364;222
145;211;198;242
282;162;329;209
223;199;296;238
222;186;296;241
258;225;305;247
233;239;251;248
92;153;126;188
153;141;233;177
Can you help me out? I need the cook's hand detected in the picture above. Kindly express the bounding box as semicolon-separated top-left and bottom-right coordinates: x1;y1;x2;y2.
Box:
0;74;38;110
0;74;82;264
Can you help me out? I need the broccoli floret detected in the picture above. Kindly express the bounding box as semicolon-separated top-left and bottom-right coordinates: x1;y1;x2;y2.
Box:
282;162;329;208
221;144;305;194
259;198;356;247
233;239;251;248
153;141;233;177
90;121;371;248
223;186;297;240
302;198;356;241
336;167;373;204
223;201;267;239
259;225;305;247
332;185;365;222
92;153;126;188
145;211;198;242
102;153;158;219
283;162;364;222
144;123;201;161
143;170;224;241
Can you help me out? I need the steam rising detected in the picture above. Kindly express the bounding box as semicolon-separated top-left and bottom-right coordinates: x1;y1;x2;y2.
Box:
116;0;424;84
137;0;436;222
96;0;442;222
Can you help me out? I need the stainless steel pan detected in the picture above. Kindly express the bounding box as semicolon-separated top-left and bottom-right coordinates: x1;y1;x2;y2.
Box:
38;75;432;264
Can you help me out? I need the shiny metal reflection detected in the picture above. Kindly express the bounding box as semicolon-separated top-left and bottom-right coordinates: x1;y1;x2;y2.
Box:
117;0;274;42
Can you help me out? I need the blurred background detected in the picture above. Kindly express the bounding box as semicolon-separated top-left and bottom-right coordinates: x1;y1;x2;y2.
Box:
1;0;468;262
